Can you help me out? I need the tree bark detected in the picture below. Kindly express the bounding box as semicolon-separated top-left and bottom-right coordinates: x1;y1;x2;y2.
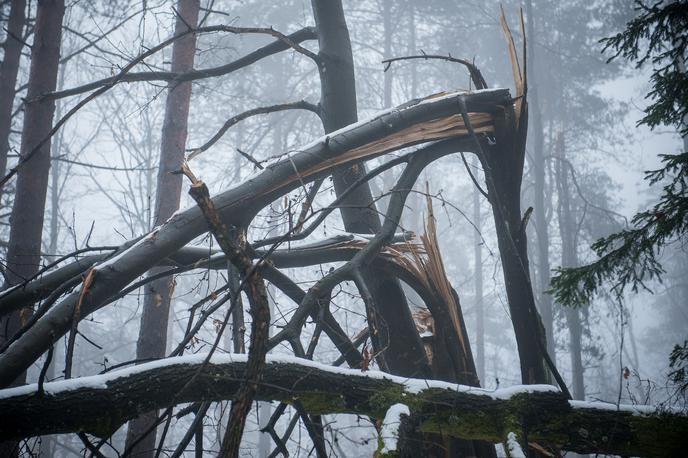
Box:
1;0;64;366
311;0;431;379
555;135;585;400
0;1;64;455
0;0;26;194
478;95;550;385
124;2;200;456
1;356;685;458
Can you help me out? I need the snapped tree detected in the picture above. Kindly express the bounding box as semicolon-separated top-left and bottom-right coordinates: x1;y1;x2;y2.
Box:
0;2;685;457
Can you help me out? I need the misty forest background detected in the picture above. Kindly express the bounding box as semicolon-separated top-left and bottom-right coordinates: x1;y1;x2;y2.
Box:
0;0;686;456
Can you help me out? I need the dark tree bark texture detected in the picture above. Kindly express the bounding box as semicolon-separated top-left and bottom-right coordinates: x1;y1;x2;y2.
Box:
0;0;26;193
1;0;65;370
0;1;65;455
311;0;431;380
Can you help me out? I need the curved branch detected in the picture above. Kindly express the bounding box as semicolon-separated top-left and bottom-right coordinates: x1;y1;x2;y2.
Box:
188;100;321;159
41;27;318;102
0;26;318;188
382;53;488;90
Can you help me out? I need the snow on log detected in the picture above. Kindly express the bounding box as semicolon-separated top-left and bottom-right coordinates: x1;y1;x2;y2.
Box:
379;403;411;455
0;353;685;457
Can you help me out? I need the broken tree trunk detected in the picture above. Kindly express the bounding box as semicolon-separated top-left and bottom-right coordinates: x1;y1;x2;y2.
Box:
0;88;503;387
475;14;551;385
0;355;684;457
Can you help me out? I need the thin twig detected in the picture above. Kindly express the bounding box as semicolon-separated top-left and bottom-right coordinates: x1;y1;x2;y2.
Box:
382;52;488;90
187;100;320;159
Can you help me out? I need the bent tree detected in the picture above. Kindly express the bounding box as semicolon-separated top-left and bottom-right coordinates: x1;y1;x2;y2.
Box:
0;2;685;457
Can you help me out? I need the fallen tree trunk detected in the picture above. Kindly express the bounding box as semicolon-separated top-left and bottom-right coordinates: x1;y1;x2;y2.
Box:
0;88;499;387
0;354;684;457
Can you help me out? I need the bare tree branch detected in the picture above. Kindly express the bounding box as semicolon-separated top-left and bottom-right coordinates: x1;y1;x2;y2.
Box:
181;163;271;457
187;101;320;159
382;52;488;90
43;27;318;102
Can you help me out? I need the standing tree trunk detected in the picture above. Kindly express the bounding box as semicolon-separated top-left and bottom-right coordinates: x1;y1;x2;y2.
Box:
482;144;549;385
1;0;64;360
525;0;555;360
310;0;430;379
0;0;26;195
0;1;64;456
124;2;200;456
555;134;585;400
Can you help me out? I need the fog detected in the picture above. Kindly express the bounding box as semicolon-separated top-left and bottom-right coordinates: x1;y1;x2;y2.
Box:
0;0;685;456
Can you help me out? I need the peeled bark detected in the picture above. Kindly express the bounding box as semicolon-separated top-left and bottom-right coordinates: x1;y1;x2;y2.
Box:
125;2;200;455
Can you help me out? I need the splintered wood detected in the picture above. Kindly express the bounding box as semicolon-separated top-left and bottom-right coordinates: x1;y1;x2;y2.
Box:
301;111;494;178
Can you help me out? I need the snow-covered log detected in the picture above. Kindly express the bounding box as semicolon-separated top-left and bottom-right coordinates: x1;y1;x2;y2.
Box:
0;354;685;457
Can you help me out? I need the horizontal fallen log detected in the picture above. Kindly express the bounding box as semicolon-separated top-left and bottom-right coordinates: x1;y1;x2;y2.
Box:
0;354;685;457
